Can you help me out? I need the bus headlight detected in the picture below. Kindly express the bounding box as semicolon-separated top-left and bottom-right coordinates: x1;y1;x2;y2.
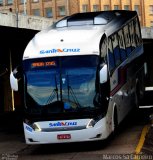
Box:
32;123;42;132
86;119;96;128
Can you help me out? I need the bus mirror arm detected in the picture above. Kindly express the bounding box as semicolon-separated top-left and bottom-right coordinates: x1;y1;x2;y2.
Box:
108;96;112;100
106;96;112;100
10;71;18;91
99;64;108;84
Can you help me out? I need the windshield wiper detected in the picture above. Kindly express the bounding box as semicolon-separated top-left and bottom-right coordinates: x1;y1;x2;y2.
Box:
66;74;81;108
55;74;59;100
46;74;59;105
46;74;81;108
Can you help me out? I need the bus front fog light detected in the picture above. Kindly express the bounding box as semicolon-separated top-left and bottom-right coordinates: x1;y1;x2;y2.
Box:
86;119;96;128
32;123;42;132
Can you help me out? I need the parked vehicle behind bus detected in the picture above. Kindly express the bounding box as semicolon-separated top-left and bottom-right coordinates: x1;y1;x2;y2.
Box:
10;10;145;144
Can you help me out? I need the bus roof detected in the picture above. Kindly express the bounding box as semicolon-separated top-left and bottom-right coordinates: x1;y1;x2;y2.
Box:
23;10;138;60
53;10;137;30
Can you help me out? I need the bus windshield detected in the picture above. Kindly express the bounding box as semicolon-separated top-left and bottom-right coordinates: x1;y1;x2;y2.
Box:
23;55;100;113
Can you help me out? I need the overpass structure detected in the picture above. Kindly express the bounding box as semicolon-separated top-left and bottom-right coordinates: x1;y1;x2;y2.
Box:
0;12;52;30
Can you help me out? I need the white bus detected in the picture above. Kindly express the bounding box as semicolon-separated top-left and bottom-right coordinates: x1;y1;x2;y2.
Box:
10;10;145;144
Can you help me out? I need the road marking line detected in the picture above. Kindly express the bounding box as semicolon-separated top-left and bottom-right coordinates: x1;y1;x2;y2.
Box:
145;87;153;91
135;125;150;156
139;106;153;108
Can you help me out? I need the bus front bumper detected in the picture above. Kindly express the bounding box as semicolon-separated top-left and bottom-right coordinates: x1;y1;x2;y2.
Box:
23;118;109;144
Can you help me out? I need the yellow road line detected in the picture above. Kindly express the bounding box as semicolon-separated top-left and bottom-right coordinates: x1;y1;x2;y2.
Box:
134;125;150;160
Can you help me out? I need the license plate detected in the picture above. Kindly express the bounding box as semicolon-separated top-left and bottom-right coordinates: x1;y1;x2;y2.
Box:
57;134;71;140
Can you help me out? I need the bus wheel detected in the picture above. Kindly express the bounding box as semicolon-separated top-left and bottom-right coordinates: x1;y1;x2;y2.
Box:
113;107;118;132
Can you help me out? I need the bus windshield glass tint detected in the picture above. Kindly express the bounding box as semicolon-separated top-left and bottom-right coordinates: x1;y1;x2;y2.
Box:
23;55;99;111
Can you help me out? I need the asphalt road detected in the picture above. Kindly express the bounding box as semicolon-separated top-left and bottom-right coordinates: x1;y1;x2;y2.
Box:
0;107;151;160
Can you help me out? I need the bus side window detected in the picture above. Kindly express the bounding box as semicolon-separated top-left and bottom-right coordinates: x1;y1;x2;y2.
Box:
108;37;115;73
100;37;107;58
118;30;127;61
129;21;136;50
123;25;131;56
134;17;142;46
112;34;121;66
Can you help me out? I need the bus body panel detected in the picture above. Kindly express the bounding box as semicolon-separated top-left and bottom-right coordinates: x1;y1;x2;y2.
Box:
23;27;104;60
109;45;144;124
11;11;145;144
24;117;110;144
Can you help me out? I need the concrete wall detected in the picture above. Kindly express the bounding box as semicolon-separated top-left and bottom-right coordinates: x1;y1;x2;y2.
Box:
0;12;52;30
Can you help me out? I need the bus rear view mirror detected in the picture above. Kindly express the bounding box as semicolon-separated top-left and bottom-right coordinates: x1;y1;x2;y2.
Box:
100;64;108;83
10;65;23;91
10;71;19;91
10;71;18;91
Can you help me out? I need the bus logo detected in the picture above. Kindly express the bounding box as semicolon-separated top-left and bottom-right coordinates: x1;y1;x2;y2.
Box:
49;121;77;127
25;125;33;132
40;48;80;54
